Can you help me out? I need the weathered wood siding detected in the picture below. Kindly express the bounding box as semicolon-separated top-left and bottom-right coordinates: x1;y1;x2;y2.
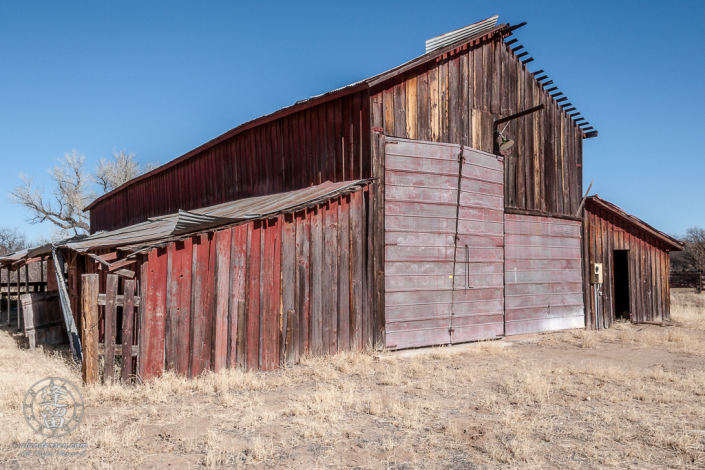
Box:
582;202;672;329
90;91;371;233
370;35;583;218
111;188;371;380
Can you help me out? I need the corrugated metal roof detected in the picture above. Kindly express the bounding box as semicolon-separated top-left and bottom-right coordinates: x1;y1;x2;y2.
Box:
66;179;371;253
425;15;498;53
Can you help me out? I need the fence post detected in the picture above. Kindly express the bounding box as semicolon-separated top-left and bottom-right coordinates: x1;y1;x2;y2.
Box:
15;268;21;331
81;274;100;384
104;274;119;385
2;267;7;325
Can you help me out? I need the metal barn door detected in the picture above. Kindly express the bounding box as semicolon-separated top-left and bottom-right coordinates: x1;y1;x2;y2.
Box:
450;146;505;342
384;137;504;349
504;214;585;335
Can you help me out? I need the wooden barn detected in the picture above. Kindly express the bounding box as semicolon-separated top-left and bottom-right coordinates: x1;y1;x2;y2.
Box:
9;15;684;384
582;196;683;329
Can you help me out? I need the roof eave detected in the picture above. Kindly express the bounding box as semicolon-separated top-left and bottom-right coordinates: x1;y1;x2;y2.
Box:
587;196;683;251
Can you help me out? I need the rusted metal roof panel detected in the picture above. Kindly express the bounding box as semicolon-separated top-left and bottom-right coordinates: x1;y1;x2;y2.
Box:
65;180;370;252
504;213;585;335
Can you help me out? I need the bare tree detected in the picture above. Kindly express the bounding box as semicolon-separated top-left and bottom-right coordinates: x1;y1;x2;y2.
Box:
94;149;160;193
11;148;158;236
10;150;94;234
94;150;140;193
680;227;705;272
0;227;28;256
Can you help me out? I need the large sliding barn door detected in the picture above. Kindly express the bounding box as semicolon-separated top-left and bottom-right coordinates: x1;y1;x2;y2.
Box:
384;137;504;349
504;214;585;334
450;147;505;342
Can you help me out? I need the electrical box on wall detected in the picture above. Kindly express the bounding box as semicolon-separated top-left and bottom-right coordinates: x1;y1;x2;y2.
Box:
591;263;603;284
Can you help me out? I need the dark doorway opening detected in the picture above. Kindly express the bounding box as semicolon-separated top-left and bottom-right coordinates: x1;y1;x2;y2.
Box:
613;250;630;320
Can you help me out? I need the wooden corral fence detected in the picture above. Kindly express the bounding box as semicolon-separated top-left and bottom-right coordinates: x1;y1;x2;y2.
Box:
670;271;703;293
81;274;140;384
2;281;48;328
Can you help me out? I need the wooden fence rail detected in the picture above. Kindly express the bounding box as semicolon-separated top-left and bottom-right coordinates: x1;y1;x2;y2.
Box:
81;273;140;384
670;271;704;293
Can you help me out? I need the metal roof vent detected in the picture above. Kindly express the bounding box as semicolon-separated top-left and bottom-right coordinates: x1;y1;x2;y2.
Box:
425;15;499;53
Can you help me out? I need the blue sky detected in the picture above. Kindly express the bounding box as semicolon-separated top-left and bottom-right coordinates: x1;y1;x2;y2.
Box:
1;1;703;242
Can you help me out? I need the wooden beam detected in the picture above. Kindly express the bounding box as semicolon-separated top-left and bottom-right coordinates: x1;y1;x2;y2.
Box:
97;293;142;307
494;104;545;126
505;22;527;33
574;180;594;217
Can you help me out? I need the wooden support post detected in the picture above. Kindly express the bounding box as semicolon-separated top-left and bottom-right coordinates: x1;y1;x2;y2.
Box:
122;279;136;383
16;268;21;331
21;264;28;331
81;274;100;384
3;268;8;325
40;258;44;292
104;274;119;384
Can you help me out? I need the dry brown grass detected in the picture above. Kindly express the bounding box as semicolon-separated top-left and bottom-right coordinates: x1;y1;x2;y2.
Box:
0;290;704;468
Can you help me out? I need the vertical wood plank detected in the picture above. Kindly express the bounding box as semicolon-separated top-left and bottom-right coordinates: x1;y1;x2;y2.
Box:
247;222;262;371
104;274;119;384
213;229;232;372
439;57;449;142
310;207;323;355
460;50;469;147
448;54;459;143
143;248;168;380
350;190;364;350
406;72;418;140
229;225;248;368
429;65;439;141
261;218;281;370
393;75;406;138
295;210;311;358
282;214;297;360
167;239;192;375
363;188;373;348
81;274;99;384
417;63;430;142
323;200;339;354
122;279;135;383
236;299;247;370
338;196;351;352
373;135;386;348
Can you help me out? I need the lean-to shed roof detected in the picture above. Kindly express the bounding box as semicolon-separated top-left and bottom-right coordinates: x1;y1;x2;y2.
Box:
585;196;683;251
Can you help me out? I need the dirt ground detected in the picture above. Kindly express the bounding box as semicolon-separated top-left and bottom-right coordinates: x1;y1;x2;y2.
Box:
1;289;704;469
